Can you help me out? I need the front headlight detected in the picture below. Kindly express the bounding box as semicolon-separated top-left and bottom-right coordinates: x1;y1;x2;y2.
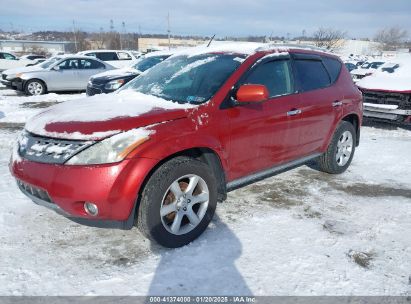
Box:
104;79;125;90
66;129;151;165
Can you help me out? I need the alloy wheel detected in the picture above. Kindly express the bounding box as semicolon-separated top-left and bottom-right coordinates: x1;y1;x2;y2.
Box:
160;174;209;235
336;131;353;166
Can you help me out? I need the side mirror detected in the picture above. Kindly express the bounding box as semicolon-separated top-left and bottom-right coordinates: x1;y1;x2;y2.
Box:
53;66;60;71
235;84;269;104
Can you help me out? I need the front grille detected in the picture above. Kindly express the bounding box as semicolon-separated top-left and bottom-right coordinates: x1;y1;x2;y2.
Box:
361;90;411;110
18;132;94;164
17;180;52;203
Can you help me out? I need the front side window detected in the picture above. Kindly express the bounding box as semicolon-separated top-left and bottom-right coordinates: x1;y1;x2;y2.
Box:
293;60;330;92
3;53;16;60
58;59;79;70
123;54;244;104
242;60;294;97
79;59;105;69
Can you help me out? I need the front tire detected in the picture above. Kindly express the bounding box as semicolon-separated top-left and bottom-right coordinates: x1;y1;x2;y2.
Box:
138;156;217;248
318;121;356;174
25;79;46;96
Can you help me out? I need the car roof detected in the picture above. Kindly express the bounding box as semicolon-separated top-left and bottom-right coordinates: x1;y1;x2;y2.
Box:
171;42;337;59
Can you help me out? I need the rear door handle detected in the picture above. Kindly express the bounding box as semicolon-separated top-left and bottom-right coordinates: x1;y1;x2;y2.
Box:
287;109;302;116
332;101;343;107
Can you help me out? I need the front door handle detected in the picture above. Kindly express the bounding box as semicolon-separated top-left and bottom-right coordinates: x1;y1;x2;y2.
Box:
287;109;302;116
332;100;343;107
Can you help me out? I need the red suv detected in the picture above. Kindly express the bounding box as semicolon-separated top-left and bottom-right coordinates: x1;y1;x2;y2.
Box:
10;44;362;248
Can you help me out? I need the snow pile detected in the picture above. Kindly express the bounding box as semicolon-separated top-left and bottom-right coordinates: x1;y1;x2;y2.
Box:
24;89;195;139
357;55;411;92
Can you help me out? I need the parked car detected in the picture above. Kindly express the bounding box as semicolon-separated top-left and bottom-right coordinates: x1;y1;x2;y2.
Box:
86;51;173;96
77;50;141;68
357;56;411;125
0;52;33;72
344;62;357;72
20;54;46;61
7;55;114;95
10;43;362;248
351;61;384;82
1;56;61;89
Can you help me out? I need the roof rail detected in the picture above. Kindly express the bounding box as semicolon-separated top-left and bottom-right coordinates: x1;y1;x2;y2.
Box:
256;43;331;53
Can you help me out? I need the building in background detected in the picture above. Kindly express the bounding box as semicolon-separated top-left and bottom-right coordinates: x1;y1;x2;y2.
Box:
0;40;75;55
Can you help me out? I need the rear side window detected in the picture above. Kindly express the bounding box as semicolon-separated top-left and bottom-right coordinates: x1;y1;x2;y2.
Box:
96;52;118;61
293;60;330;92
322;57;342;83
243;60;294;97
118;52;132;60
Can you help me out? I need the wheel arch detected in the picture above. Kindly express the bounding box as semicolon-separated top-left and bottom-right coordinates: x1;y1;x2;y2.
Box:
24;77;48;93
341;113;360;146
136;147;227;209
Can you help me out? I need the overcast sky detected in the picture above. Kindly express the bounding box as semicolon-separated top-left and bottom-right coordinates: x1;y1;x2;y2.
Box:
1;0;410;39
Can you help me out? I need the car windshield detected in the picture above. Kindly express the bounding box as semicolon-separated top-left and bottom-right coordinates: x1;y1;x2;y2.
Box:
40;57;61;69
122;53;244;104
133;55;169;72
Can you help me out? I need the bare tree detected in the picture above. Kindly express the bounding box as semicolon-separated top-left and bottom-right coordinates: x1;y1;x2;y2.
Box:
374;27;408;51
313;27;346;49
73;30;91;51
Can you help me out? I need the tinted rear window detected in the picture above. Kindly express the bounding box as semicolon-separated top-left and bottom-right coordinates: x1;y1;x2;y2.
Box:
293;60;330;92
322;57;342;83
96;52;118;61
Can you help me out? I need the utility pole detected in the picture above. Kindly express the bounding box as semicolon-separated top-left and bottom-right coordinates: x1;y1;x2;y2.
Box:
121;21;126;50
167;12;171;50
72;20;78;52
137;24;142;51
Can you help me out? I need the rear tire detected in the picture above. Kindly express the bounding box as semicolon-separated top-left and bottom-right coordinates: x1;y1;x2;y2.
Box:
138;156;217;248
25;79;46;96
318;121;356;174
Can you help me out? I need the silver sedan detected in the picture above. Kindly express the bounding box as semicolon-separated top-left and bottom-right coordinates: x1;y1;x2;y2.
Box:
10;55;115;95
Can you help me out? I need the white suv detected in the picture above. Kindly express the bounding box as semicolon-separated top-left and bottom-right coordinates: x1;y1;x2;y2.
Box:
77;50;141;68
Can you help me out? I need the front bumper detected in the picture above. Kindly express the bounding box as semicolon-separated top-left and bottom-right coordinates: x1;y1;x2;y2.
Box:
363;103;411;122
1;79;12;87
10;153;158;229
86;83;115;96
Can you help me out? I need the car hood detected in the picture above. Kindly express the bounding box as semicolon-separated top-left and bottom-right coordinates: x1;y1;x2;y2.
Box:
351;68;373;76
357;74;411;93
3;65;43;77
90;67;139;81
25;89;196;140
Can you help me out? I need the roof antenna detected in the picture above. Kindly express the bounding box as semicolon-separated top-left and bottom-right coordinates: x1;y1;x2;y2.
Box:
207;34;216;47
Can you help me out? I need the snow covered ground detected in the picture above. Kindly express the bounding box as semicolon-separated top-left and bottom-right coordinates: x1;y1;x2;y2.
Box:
0;84;410;296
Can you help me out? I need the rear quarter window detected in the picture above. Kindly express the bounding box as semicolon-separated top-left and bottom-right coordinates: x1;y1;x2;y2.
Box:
293;59;331;92
322;57;342;83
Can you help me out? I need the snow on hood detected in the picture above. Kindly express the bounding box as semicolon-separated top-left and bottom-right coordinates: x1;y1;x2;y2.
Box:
91;67;138;79
25;89;196;140
351;68;373;76
357;56;411;92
